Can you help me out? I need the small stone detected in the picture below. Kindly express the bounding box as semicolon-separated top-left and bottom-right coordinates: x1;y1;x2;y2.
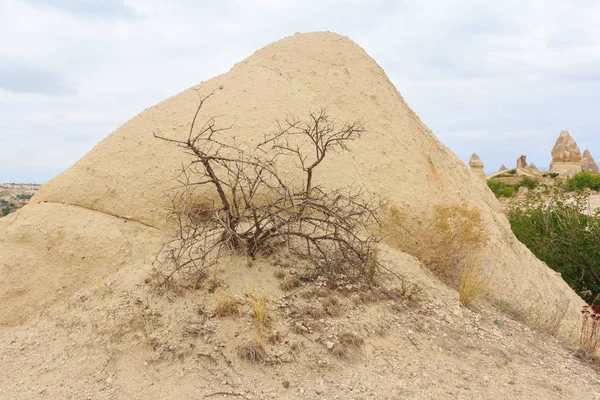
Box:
326;341;335;350
282;380;290;389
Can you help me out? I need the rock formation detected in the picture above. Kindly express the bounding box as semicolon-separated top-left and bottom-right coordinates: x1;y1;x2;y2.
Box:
550;130;582;176
468;153;485;179
526;162;541;175
516;155;528;169
0;32;583;339
498;165;507;172
581;149;599;173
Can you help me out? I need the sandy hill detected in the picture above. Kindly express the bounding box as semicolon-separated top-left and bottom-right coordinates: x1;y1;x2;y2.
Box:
0;32;596;399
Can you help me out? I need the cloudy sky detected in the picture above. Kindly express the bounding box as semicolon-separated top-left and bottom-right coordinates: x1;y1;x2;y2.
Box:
1;0;599;183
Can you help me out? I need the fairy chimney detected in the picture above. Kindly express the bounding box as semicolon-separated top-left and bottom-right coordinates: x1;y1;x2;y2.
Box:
516;155;528;169
469;153;486;179
550;130;582;177
581;149;599;173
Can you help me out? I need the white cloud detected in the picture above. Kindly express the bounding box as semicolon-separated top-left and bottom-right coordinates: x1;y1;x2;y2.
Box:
0;0;599;182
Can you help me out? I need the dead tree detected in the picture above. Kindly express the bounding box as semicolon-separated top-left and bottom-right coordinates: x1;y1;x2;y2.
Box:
154;91;381;284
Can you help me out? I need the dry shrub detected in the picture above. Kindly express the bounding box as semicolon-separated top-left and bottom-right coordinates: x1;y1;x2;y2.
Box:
385;203;488;273
155;98;381;285
384;203;489;305
323;296;341;317
458;252;490;306
237;338;267;363
214;292;240;317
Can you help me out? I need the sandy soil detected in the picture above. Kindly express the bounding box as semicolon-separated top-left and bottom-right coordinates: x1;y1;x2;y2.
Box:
0;252;598;400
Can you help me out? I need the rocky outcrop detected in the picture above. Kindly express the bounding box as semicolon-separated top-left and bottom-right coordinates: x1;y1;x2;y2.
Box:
516;155;528;169
581;149;599;173
550;130;582;177
469;153;485;179
0;32;584;340
498;165;507;172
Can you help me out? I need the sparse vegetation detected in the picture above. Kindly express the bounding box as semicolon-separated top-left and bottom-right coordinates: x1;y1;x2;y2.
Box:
237;337;267;363
508;190;600;302
214;292;240;317
248;287;270;332
280;276;301;291
155;91;382;285
487;176;539;198
322;296;341;317
394;278;423;302
458;253;489;306
383;202;490;304
566;172;600;192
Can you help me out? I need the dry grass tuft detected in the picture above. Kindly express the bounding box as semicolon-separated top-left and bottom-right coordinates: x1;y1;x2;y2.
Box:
237;338;267;363
529;292;570;335
330;343;349;359
358;291;378;304
394;278;423;302
214;292;240;317
301;287;329;299
248;287;270;332
329;332;364;359
300;306;326;319
207;265;224;294
280;276;301;291
458;252;489;306
322;296;342;317
273;270;286;280
339;331;364;347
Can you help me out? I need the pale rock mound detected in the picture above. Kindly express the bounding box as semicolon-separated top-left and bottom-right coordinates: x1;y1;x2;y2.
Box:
526;162;541;175
550;130;582;177
0;32;584;339
581;149;599;173
498;165;507;172
468;152;485;179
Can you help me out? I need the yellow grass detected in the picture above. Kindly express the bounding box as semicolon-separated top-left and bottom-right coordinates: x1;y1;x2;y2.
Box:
458;252;489;306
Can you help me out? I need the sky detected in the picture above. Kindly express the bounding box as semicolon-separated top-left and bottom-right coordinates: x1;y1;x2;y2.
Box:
1;0;599;183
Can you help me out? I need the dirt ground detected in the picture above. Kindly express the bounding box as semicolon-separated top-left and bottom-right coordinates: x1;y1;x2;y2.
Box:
0;252;598;400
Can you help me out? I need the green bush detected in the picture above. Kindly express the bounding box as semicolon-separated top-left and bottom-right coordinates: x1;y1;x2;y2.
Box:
2;207;11;217
520;176;539;190
508;190;600;302
497;186;516;198
549;172;559;178
566;172;600;192
487;177;540;199
508;169;517;175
